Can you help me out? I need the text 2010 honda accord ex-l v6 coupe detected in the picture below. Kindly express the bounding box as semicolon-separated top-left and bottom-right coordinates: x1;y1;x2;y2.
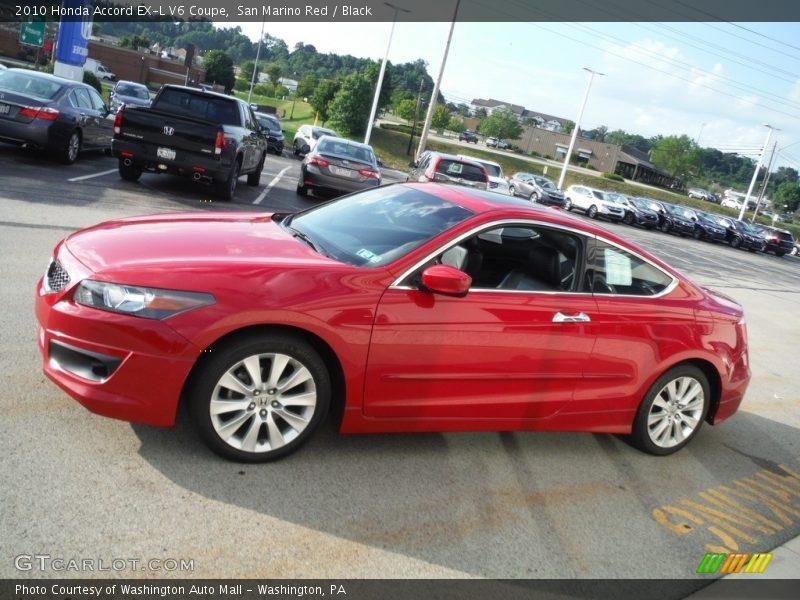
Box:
36;184;750;462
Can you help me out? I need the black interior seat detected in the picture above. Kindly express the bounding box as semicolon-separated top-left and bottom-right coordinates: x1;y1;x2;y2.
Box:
498;246;561;291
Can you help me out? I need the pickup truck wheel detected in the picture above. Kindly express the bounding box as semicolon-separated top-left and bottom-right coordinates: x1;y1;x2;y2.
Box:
247;155;265;186
216;161;240;201
118;159;142;182
59;130;81;165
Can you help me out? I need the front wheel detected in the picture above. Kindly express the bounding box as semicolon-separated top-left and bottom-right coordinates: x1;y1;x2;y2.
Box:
660;221;671;233
730;236;742;249
624;212;635;226
188;333;331;462
508;186;516;197
531;191;540;203
587;205;598;219
629;365;710;455
563;198;572;211
692;228;702;240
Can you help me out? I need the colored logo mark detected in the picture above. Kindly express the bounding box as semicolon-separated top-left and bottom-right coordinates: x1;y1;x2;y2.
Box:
696;552;773;574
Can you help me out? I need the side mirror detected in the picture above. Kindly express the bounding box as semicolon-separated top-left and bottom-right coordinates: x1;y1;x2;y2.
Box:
420;265;471;297
249;103;258;111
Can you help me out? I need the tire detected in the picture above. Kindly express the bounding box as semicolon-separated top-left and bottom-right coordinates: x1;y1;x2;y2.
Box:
564;198;572;211
730;236;742;249
624;212;635;226
215;160;240;201
531;191;540;203
292;142;299;156
59;130;81;165
776;251;785;257
296;176;308;196
660;221;671;234
508;186;516;197
587;205;598;219
629;365;710;455
692;228;702;240
247;154;265;187
188;333;331;462
118;159;142;182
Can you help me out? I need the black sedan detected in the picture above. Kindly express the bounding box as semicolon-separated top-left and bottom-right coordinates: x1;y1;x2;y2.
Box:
255;111;285;155
606;193;659;228
508;173;566;206
297;135;381;197
0;68;112;164
662;203;698;236
692;212;728;242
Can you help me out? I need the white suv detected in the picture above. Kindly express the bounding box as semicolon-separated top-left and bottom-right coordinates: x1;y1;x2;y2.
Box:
564;185;625;221
459;155;509;194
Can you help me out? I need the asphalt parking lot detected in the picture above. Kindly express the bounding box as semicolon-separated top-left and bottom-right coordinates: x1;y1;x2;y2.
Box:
1;145;799;589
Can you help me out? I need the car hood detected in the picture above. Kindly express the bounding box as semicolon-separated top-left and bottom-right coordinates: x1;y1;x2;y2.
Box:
64;212;334;274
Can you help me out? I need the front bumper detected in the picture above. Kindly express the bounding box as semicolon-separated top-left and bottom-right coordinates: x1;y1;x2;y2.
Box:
36;266;200;427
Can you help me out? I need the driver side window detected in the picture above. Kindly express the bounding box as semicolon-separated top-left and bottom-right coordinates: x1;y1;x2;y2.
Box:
424;224;582;293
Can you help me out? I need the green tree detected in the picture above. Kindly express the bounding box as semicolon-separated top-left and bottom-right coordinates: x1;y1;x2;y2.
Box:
650;135;702;181
447;116;466;133
561;120;575;134
296;74;319;98
328;71;373;137
310;79;341;125
203;50;235;92
774;182;800;213
239;60;260;84
478;108;523;141
264;63;282;86
396;98;417;124
431;105;451;132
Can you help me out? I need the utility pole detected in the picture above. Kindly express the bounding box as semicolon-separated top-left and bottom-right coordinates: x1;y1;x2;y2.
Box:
415;0;460;159
247;18;265;105
751;140;778;222
739;124;776;221
407;78;425;156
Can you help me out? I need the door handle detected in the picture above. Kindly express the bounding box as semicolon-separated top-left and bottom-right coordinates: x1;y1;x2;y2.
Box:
552;311;591;323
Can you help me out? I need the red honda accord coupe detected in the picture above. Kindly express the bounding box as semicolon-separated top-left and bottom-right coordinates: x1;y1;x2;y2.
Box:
36;183;750;461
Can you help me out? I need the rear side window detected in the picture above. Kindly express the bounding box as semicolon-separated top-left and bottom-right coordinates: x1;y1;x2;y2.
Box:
0;72;62;99
435;160;486;182
583;240;673;296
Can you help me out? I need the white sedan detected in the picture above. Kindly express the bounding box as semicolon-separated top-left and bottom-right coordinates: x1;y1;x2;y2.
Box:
564;185;626;221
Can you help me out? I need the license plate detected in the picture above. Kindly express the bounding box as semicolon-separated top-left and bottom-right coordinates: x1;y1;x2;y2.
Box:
330;165;355;178
0;103;9;115
156;147;176;160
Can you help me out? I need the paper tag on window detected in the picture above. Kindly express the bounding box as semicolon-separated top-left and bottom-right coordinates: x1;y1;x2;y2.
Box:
604;248;632;286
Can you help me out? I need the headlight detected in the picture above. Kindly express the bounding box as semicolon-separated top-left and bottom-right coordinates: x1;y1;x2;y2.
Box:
74;280;214;319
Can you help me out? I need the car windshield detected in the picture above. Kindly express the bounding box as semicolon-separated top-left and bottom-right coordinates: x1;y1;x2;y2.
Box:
312;128;336;139
288;186;474;267
258;115;280;131
534;177;555;189
117;84;149;99
477;162;502;177
0;71;62;100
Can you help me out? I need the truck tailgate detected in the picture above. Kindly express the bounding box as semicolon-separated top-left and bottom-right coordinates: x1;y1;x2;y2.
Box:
117;106;220;159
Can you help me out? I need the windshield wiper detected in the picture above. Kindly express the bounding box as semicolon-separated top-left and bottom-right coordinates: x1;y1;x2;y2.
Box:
287;225;330;257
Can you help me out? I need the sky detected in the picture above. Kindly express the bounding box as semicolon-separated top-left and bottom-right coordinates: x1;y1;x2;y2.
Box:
222;19;800;170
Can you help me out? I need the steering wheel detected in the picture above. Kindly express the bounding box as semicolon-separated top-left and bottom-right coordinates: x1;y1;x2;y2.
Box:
592;273;617;295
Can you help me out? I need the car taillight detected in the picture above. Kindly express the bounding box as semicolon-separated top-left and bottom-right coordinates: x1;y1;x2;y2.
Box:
113;110;123;135
18;106;59;121
309;157;330;168
358;168;379;179
214;131;226;157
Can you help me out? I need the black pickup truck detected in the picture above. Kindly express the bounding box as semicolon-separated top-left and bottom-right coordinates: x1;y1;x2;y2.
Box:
111;85;267;200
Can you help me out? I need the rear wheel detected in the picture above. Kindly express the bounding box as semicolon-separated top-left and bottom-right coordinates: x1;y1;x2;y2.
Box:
188;333;331;462
531;191;540;203
587;205;598;219
296;176;308;196
730;236;742;249
692;228;702;240
59;130;81;165
629;365;710;455
118;159;142;182
624;212;635;226
216;160;240;201
508;186;516;197
776;251;785;257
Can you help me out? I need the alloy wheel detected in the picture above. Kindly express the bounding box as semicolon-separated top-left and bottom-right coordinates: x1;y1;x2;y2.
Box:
646;376;705;449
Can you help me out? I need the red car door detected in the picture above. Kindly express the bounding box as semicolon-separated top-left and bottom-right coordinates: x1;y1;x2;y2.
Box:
363;223;599;423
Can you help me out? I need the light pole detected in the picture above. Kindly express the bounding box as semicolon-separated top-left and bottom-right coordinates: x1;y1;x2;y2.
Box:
738;124;777;221
696;122;707;146
416;0;461;159
557;67;604;191
364;2;410;145
247;18;266;105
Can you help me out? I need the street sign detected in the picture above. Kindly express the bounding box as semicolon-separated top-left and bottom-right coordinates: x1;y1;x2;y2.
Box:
19;20;45;48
